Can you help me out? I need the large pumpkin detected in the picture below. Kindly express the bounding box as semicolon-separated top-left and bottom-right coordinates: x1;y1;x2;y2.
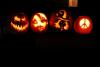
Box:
74;16;93;34
50;10;72;31
30;12;48;33
10;13;29;32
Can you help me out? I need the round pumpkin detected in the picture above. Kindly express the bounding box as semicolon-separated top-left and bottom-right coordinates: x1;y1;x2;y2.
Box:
10;13;29;32
74;16;93;34
50;9;72;31
30;12;48;33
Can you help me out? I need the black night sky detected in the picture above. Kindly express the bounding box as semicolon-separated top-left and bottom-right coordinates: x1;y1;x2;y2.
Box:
0;0;97;49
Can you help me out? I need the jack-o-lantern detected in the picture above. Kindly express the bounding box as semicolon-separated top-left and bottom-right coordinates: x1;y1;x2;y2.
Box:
74;16;93;34
50;10;72;31
30;12;48;32
10;13;29;32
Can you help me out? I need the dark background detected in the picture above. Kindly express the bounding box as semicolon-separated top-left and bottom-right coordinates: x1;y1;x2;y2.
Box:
0;0;97;49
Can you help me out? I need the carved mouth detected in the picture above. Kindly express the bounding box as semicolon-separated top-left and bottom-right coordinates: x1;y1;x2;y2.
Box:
11;22;28;32
37;26;45;31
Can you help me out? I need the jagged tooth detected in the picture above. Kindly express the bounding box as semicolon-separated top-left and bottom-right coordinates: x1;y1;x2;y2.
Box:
16;25;17;28
19;25;20;28
15;25;17;29
16;25;18;29
21;26;23;29
23;26;26;29
18;25;20;28
18;25;20;30
19;26;21;29
17;25;19;28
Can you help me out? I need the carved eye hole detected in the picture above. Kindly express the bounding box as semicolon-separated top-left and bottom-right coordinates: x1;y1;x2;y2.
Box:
14;16;20;22
41;17;47;23
59;11;63;15
33;15;39;24
21;17;26;21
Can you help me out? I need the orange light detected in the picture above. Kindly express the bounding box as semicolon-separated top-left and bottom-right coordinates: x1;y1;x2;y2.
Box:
10;13;29;32
14;16;21;22
74;16;93;34
21;17;26;21
50;10;72;31
30;12;48;32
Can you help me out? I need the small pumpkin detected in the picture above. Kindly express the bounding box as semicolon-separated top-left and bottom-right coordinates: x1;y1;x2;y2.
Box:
30;12;48;33
74;16;93;34
50;10;72;31
10;13;29;32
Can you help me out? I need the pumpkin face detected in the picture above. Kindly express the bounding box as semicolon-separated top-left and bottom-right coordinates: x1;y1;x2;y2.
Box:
50;10;72;31
30;13;48;32
10;13;29;32
74;16;93;34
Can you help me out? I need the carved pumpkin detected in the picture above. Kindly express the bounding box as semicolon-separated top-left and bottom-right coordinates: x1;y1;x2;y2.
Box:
10;13;29;32
30;12;48;32
50;10;72;31
74;16;93;34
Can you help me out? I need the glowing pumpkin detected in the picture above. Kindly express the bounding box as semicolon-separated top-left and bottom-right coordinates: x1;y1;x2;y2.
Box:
74;16;93;34
10;13;29;32
30;12;48;32
50;10;72;31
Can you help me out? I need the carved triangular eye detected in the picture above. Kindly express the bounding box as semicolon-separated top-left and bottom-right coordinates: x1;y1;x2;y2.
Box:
14;16;21;22
21;17;26;21
10;14;29;32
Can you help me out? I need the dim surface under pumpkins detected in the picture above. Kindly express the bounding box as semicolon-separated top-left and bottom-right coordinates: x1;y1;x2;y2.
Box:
0;29;1;38
10;13;29;32
74;16;93;34
30;12;48;33
50;9;72;31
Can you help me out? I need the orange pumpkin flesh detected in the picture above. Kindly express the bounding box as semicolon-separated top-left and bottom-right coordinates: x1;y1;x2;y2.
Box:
74;16;93;34
50;10;72;31
10;13;29;32
30;13;48;33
